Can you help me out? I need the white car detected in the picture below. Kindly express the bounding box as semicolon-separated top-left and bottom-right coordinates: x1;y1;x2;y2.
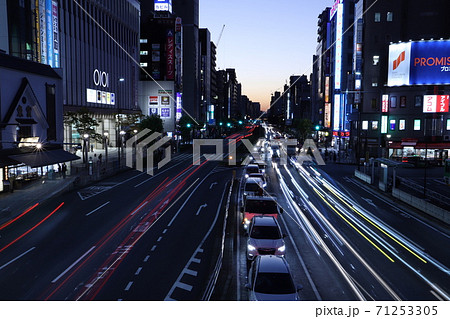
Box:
247;216;286;262
246;255;302;301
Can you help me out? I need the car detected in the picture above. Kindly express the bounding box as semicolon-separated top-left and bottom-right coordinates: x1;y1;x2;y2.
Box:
244;164;260;178
242;196;282;229
247;216;286;262
243;177;264;198
248;172;266;187
246;255;302;301
253;160;267;174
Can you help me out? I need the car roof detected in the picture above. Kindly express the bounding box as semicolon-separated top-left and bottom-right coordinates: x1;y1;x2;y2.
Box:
247;164;259;168
257;255;289;274
246;195;277;201
252;216;277;226
246;177;263;184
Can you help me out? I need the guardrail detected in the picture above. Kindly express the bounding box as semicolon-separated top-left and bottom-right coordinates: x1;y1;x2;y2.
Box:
392;187;450;225
202;176;235;300
396;176;450;208
354;169;372;184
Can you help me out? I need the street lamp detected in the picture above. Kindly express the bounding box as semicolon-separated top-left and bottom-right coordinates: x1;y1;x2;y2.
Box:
83;133;89;165
103;132;109;162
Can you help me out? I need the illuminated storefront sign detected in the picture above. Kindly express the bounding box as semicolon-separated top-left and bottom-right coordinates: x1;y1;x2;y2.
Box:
160;108;171;118
330;0;342;20
149;96;158;105
154;0;172;13
382;94;389;113
423;95;449;113
87;69;114;105
388;40;450;86
334;3;343;90
325;76;330;103
166;30;175;80
52;0;59;67
176;92;182;120
333;94;341;131
381;115;388;134
324;102;331;128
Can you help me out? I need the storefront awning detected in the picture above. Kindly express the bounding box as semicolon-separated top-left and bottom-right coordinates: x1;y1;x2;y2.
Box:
9;149;80;168
388;142;450;150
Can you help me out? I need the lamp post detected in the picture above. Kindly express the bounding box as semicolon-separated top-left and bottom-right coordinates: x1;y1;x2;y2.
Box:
103;132;109;163
83;133;89;165
119;130;126;167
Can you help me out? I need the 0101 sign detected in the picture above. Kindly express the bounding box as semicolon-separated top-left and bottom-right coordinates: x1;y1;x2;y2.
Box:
423;95;449;113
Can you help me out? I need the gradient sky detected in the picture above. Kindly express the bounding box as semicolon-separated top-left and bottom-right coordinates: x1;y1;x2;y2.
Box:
199;0;333;111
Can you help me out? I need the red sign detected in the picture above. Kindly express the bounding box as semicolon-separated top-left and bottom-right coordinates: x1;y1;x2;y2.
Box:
149;96;158;106
382;95;389;113
423;95;449;113
166;30;174;80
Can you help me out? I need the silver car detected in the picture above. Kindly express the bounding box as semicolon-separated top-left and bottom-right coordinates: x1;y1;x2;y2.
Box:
247;216;285;262
246;255;302;301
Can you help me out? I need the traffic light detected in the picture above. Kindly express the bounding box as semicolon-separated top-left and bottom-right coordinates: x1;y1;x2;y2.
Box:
219;122;223;126
238;120;243;125
227;123;231;127
186;123;191;128
314;125;321;131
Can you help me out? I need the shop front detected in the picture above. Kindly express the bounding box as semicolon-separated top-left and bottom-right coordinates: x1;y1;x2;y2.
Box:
388;139;449;166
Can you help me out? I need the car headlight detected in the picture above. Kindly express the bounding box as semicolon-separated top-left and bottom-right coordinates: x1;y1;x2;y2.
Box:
244;218;250;225
277;245;286;253
247;244;256;252
245;174;249;178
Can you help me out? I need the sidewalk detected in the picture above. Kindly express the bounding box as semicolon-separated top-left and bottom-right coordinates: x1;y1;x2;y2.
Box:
0;147;126;225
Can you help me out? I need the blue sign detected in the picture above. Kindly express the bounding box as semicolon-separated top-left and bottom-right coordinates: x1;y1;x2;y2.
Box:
149;108;158;116
410;40;450;85
154;0;172;13
160;108;170;118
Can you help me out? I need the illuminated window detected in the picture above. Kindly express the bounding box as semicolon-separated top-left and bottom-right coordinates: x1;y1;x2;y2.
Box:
140;51;148;55
140;39;148;43
399;119;406;131
414;119;421;131
372;121;378;130
373;56;379;65
387;12;393;21
447;119;450;130
140;62;148;67
362;121;368;130
372;78;378;87
390;119;396;131
375;13;381;22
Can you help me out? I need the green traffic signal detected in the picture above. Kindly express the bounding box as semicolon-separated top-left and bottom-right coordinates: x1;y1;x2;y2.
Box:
219;122;223;126
315;125;320;131
238;120;243;125
187;123;192;128
227;123;231;127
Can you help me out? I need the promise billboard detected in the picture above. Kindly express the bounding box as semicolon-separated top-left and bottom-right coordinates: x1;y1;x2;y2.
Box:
388;40;450;86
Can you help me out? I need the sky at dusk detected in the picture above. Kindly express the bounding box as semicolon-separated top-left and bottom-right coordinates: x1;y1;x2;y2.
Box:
200;0;333;111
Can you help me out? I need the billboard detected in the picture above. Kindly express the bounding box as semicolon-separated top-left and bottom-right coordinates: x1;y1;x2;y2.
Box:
333;94;341;131
166;30;175;80
154;0;172;13
382;95;389;113
388;40;450;86
423;95;449;113
334;3;344;90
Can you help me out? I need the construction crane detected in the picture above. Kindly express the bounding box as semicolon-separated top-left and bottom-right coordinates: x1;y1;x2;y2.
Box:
216;24;225;47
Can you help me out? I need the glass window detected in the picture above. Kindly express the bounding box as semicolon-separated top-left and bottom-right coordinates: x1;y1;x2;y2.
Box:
362;121;368;130
372;78;378;87
140;51;148;55
372;121;378;130
140;39;148;43
373;56;379;65
375;12;381;22
140;62;148;67
415;95;423;107
390;96;397;108
390;119;396;131
414;119;421;131
447;119;450;130
400;96;406;108
399;119;406;131
387;12;393;21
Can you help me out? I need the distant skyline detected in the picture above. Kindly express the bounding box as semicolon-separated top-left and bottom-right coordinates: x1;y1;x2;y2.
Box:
199;0;333;111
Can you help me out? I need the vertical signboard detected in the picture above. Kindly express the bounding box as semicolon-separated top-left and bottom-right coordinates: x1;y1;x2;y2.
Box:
324;102;331;128
325;76;330;103
46;0;54;67
381;115;388;134
334;3;343;90
166;30;175;80
333;94;341;131
39;0;47;64
382;94;389;113
52;0;59;67
176;92;182;121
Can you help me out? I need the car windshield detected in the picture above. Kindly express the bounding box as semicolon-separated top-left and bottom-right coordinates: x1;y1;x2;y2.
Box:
246;166;259;174
254;272;295;294
245;200;278;214
250;225;281;239
245;183;260;192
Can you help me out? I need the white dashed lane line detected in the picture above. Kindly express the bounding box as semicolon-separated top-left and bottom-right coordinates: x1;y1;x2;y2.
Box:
124;281;133;291
135;267;142;275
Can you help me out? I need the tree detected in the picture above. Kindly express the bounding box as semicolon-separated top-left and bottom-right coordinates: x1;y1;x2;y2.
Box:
64;107;102;142
178;115;193;142
293;118;313;143
139;115;163;133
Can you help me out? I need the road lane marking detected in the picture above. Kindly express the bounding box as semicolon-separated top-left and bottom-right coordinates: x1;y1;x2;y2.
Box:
192;258;201;263
0;247;36;271
176;282;193;292
151;245;157;251
209;182;217;189
51;246;96;283
157;237;162;242
130;201;148;216
163;229;167;234
143;255;150;262
85;201;110;216
185;269;198;277
125;281;133;291
135;267;142;275
195;204;207;216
